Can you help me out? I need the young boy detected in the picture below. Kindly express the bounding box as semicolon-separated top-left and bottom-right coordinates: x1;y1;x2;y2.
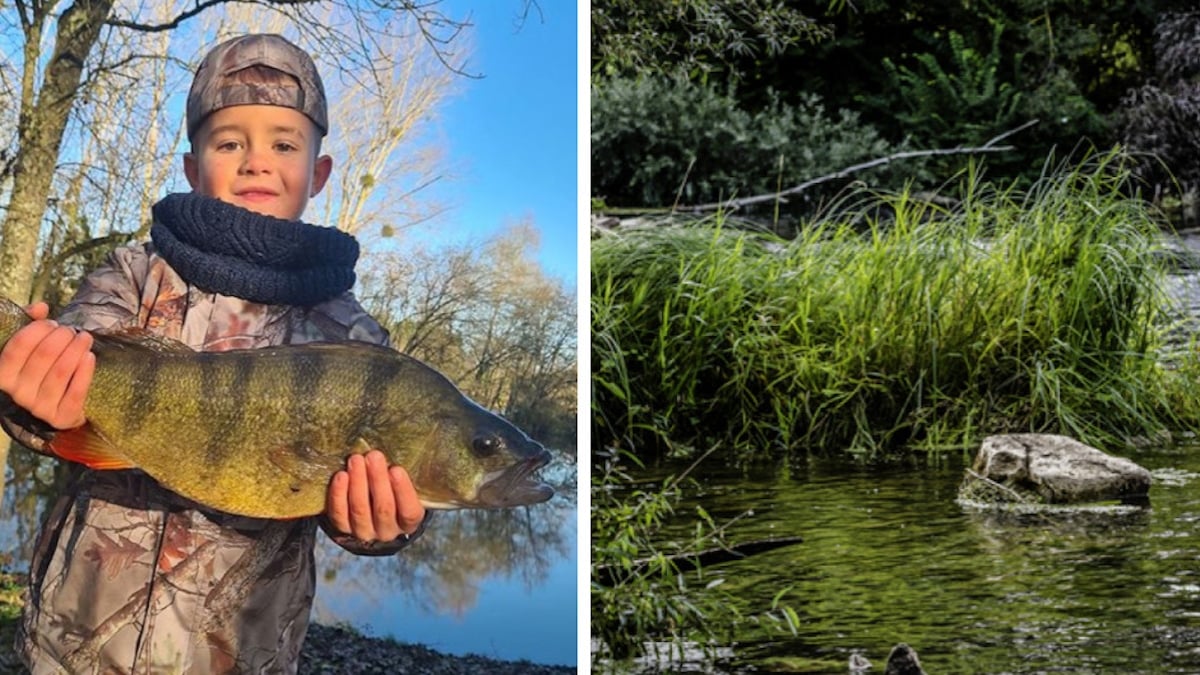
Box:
0;34;429;673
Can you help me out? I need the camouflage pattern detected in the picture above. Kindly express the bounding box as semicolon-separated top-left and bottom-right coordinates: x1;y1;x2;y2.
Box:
13;243;412;674
187;33;328;140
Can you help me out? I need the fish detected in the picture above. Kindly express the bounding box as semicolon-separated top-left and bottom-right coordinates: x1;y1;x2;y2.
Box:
0;298;555;518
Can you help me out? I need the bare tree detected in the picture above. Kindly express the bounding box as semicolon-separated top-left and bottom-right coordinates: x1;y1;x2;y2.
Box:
312;19;460;236
0;0;525;498
358;222;578;451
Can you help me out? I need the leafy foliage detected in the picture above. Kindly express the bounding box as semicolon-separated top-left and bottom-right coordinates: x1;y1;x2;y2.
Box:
591;0;830;84
591;76;893;211
884;23;1023;147
591;452;723;663
879;19;1106;184
1119;12;1200;195
590;0;1174;209
590;448;800;669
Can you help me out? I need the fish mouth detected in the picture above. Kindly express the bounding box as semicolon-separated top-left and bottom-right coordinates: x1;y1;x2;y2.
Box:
475;448;555;508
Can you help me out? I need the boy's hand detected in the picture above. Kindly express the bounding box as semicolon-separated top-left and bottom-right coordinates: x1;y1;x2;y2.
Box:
0;302;94;430
326;450;425;542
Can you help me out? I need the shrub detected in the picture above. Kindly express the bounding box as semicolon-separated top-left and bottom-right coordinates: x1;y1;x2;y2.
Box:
1118;12;1200;196
590;76;894;214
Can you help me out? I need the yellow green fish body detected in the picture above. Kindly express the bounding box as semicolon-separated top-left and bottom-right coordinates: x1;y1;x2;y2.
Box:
0;299;554;518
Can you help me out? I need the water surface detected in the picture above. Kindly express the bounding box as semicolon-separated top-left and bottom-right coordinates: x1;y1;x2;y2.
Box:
651;449;1200;673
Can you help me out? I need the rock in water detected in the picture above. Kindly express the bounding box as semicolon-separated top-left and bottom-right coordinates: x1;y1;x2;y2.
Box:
963;433;1151;505
884;643;926;675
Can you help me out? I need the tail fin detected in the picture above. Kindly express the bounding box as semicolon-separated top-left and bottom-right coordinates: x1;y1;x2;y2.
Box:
0;298;31;348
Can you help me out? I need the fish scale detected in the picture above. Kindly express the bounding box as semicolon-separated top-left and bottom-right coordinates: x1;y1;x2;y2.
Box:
0;298;555;518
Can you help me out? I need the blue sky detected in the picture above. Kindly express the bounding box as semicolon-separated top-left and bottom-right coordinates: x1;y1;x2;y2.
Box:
424;1;579;284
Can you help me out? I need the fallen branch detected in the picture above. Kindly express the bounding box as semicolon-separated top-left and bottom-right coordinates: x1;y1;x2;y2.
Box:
677;119;1040;214
592;534;805;587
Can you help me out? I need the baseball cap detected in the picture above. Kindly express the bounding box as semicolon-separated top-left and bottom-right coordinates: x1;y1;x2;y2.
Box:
186;33;328;141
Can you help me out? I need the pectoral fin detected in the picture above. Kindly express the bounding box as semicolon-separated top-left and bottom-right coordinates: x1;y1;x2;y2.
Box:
349;438;373;456
46;422;137;470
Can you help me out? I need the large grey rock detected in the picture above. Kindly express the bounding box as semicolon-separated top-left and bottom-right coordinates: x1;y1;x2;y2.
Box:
966;433;1151;504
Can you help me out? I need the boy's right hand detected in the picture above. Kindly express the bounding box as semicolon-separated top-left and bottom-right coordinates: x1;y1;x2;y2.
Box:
0;302;95;430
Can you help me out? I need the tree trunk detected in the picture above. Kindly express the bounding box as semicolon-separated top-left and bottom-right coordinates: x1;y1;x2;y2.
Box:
0;0;116;504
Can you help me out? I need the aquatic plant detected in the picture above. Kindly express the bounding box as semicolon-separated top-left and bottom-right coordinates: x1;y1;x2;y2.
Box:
592;152;1200;462
590;447;800;670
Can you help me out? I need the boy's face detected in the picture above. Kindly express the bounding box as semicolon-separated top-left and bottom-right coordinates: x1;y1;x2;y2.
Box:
183;105;332;221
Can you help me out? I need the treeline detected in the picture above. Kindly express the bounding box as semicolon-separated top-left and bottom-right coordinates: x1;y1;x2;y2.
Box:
358;224;577;453
592;1;1200;217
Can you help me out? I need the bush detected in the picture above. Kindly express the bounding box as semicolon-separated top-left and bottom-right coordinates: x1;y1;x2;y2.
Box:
590;76;894;214
1119;12;1200;196
881;22;1106;186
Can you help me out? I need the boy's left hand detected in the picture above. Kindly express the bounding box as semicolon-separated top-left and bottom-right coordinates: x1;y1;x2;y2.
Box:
326;450;425;542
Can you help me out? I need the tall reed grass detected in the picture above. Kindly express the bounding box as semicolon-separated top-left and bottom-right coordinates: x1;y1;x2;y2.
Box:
592;155;1200;461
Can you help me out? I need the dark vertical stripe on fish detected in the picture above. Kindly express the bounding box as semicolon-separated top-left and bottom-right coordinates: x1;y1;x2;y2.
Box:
121;353;162;436
354;351;398;439
201;352;254;465
288;348;323;431
352;348;381;427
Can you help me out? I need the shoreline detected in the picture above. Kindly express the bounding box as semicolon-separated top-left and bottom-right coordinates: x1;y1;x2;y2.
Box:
299;624;574;675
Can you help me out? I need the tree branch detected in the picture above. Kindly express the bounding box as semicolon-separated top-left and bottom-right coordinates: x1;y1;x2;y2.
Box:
677;119;1040;214
514;0;543;31
104;0;314;32
14;0;31;31
106;0;482;78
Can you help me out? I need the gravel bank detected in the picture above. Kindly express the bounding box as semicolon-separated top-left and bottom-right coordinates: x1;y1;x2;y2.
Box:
298;624;574;675
0;623;573;674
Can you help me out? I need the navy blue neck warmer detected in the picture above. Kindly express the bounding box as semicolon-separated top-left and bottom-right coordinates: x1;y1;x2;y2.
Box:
150;192;359;306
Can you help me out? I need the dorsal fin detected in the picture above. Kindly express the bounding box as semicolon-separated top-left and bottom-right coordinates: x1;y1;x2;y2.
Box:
92;328;195;354
287;341;398;356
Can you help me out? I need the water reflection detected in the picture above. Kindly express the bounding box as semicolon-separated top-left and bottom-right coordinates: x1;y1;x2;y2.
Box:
0;447;70;565
314;479;576;617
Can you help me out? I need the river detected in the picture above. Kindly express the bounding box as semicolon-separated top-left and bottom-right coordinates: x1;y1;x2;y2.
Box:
642;450;1200;672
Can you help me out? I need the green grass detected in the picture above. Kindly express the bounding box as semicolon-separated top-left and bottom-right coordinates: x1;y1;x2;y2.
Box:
590;447;801;671
592;153;1200;462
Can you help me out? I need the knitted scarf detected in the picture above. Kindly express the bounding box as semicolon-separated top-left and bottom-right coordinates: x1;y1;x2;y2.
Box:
150;192;358;306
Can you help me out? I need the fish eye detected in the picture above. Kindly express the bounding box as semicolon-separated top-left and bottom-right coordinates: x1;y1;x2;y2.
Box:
472;435;502;458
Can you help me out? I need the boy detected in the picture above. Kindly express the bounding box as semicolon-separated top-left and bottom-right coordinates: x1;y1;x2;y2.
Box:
0;34;429;673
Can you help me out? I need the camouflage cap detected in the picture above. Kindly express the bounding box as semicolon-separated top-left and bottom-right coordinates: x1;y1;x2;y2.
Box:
186;33;328;141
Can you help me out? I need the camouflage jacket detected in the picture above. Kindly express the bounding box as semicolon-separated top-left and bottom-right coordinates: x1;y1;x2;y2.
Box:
12;243;418;674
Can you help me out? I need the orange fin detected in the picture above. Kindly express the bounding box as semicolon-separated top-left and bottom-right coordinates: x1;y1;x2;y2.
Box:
47;423;137;470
